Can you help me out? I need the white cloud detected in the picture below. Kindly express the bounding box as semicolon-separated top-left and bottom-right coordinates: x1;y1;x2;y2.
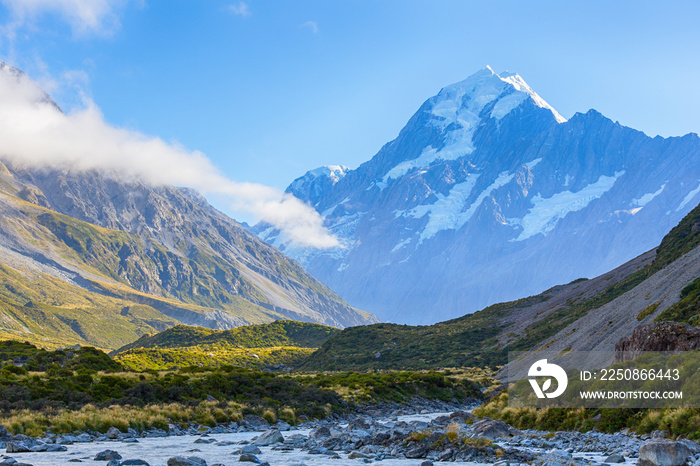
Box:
0;0;129;37
301;20;318;34
227;1;251;18
0;63;339;249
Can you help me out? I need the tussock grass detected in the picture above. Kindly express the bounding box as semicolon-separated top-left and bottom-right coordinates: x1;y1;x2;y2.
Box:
0;401;244;437
475;392;700;440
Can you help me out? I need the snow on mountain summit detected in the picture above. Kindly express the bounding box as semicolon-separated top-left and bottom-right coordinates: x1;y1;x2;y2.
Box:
380;67;564;183
431;66;565;124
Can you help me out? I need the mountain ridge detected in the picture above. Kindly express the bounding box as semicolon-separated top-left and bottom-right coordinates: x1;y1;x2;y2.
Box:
0;60;379;350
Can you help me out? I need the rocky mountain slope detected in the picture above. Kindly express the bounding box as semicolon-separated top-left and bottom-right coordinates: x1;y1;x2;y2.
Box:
257;66;700;324
299;200;700;371
0;64;375;350
0;161;376;350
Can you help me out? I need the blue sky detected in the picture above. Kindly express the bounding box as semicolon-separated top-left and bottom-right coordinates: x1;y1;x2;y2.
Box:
1;0;699;210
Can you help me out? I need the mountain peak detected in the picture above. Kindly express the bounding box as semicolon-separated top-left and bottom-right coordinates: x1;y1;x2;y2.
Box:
0;61;63;113
287;165;350;206
435;67;565;124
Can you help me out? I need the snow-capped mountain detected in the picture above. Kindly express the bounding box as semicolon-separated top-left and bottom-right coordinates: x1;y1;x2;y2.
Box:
256;66;700;325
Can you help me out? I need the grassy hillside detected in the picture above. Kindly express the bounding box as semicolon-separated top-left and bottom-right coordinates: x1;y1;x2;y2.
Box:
112;321;340;370
0;340;121;372
0;262;180;350
114;321;340;352
299;295;549;371
114;346;316;371
0;340;482;437
301;202;700;371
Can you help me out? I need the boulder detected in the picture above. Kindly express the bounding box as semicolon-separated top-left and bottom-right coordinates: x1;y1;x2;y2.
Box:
469;419;521;439
348;419;371;430
95;450;122;461
405;444;428;458
450;410;477;423
238;453;262;463
639;439;692;466
237;445;261;454
310;426;331;439
252;429;283;446
5;440;32;453
193;438;216;444
45;444;68;452
167;457;207;466
106;427;122;439
242;415;269;431
535;448;575;466
604;453;625;463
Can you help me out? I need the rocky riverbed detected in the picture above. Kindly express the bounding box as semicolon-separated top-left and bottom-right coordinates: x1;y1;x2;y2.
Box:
1;399;699;466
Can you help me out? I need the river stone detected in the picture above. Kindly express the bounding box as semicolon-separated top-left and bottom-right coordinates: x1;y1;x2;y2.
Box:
6;440;31;453
1;460;33;466
95;449;122;461
252;429;283;445
605;453;625;463
45;444;67;452
450;410;477;422
0;425;11;439
193;438;216;444
310;426;331;439
639;439;692;466
167;456;207;466
469;419;521;439
238;453;262;463
106;427;122;439
120;460;151;465
242;415;269;430
348;419;371;430
237;445;261;454
405;444;428;458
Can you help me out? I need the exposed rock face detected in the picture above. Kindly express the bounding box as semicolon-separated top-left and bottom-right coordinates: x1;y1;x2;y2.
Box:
257;67;700;325
615;321;700;362
3;162;375;329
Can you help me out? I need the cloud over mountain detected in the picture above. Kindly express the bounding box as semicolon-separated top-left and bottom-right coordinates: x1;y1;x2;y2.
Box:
0;63;338;248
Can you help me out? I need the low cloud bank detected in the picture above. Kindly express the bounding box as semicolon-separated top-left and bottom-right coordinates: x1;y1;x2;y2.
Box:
0;64;338;248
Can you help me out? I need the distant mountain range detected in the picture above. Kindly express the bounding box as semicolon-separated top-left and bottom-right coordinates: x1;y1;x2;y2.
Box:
0;64;376;351
257;66;700;325
299;201;700;371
